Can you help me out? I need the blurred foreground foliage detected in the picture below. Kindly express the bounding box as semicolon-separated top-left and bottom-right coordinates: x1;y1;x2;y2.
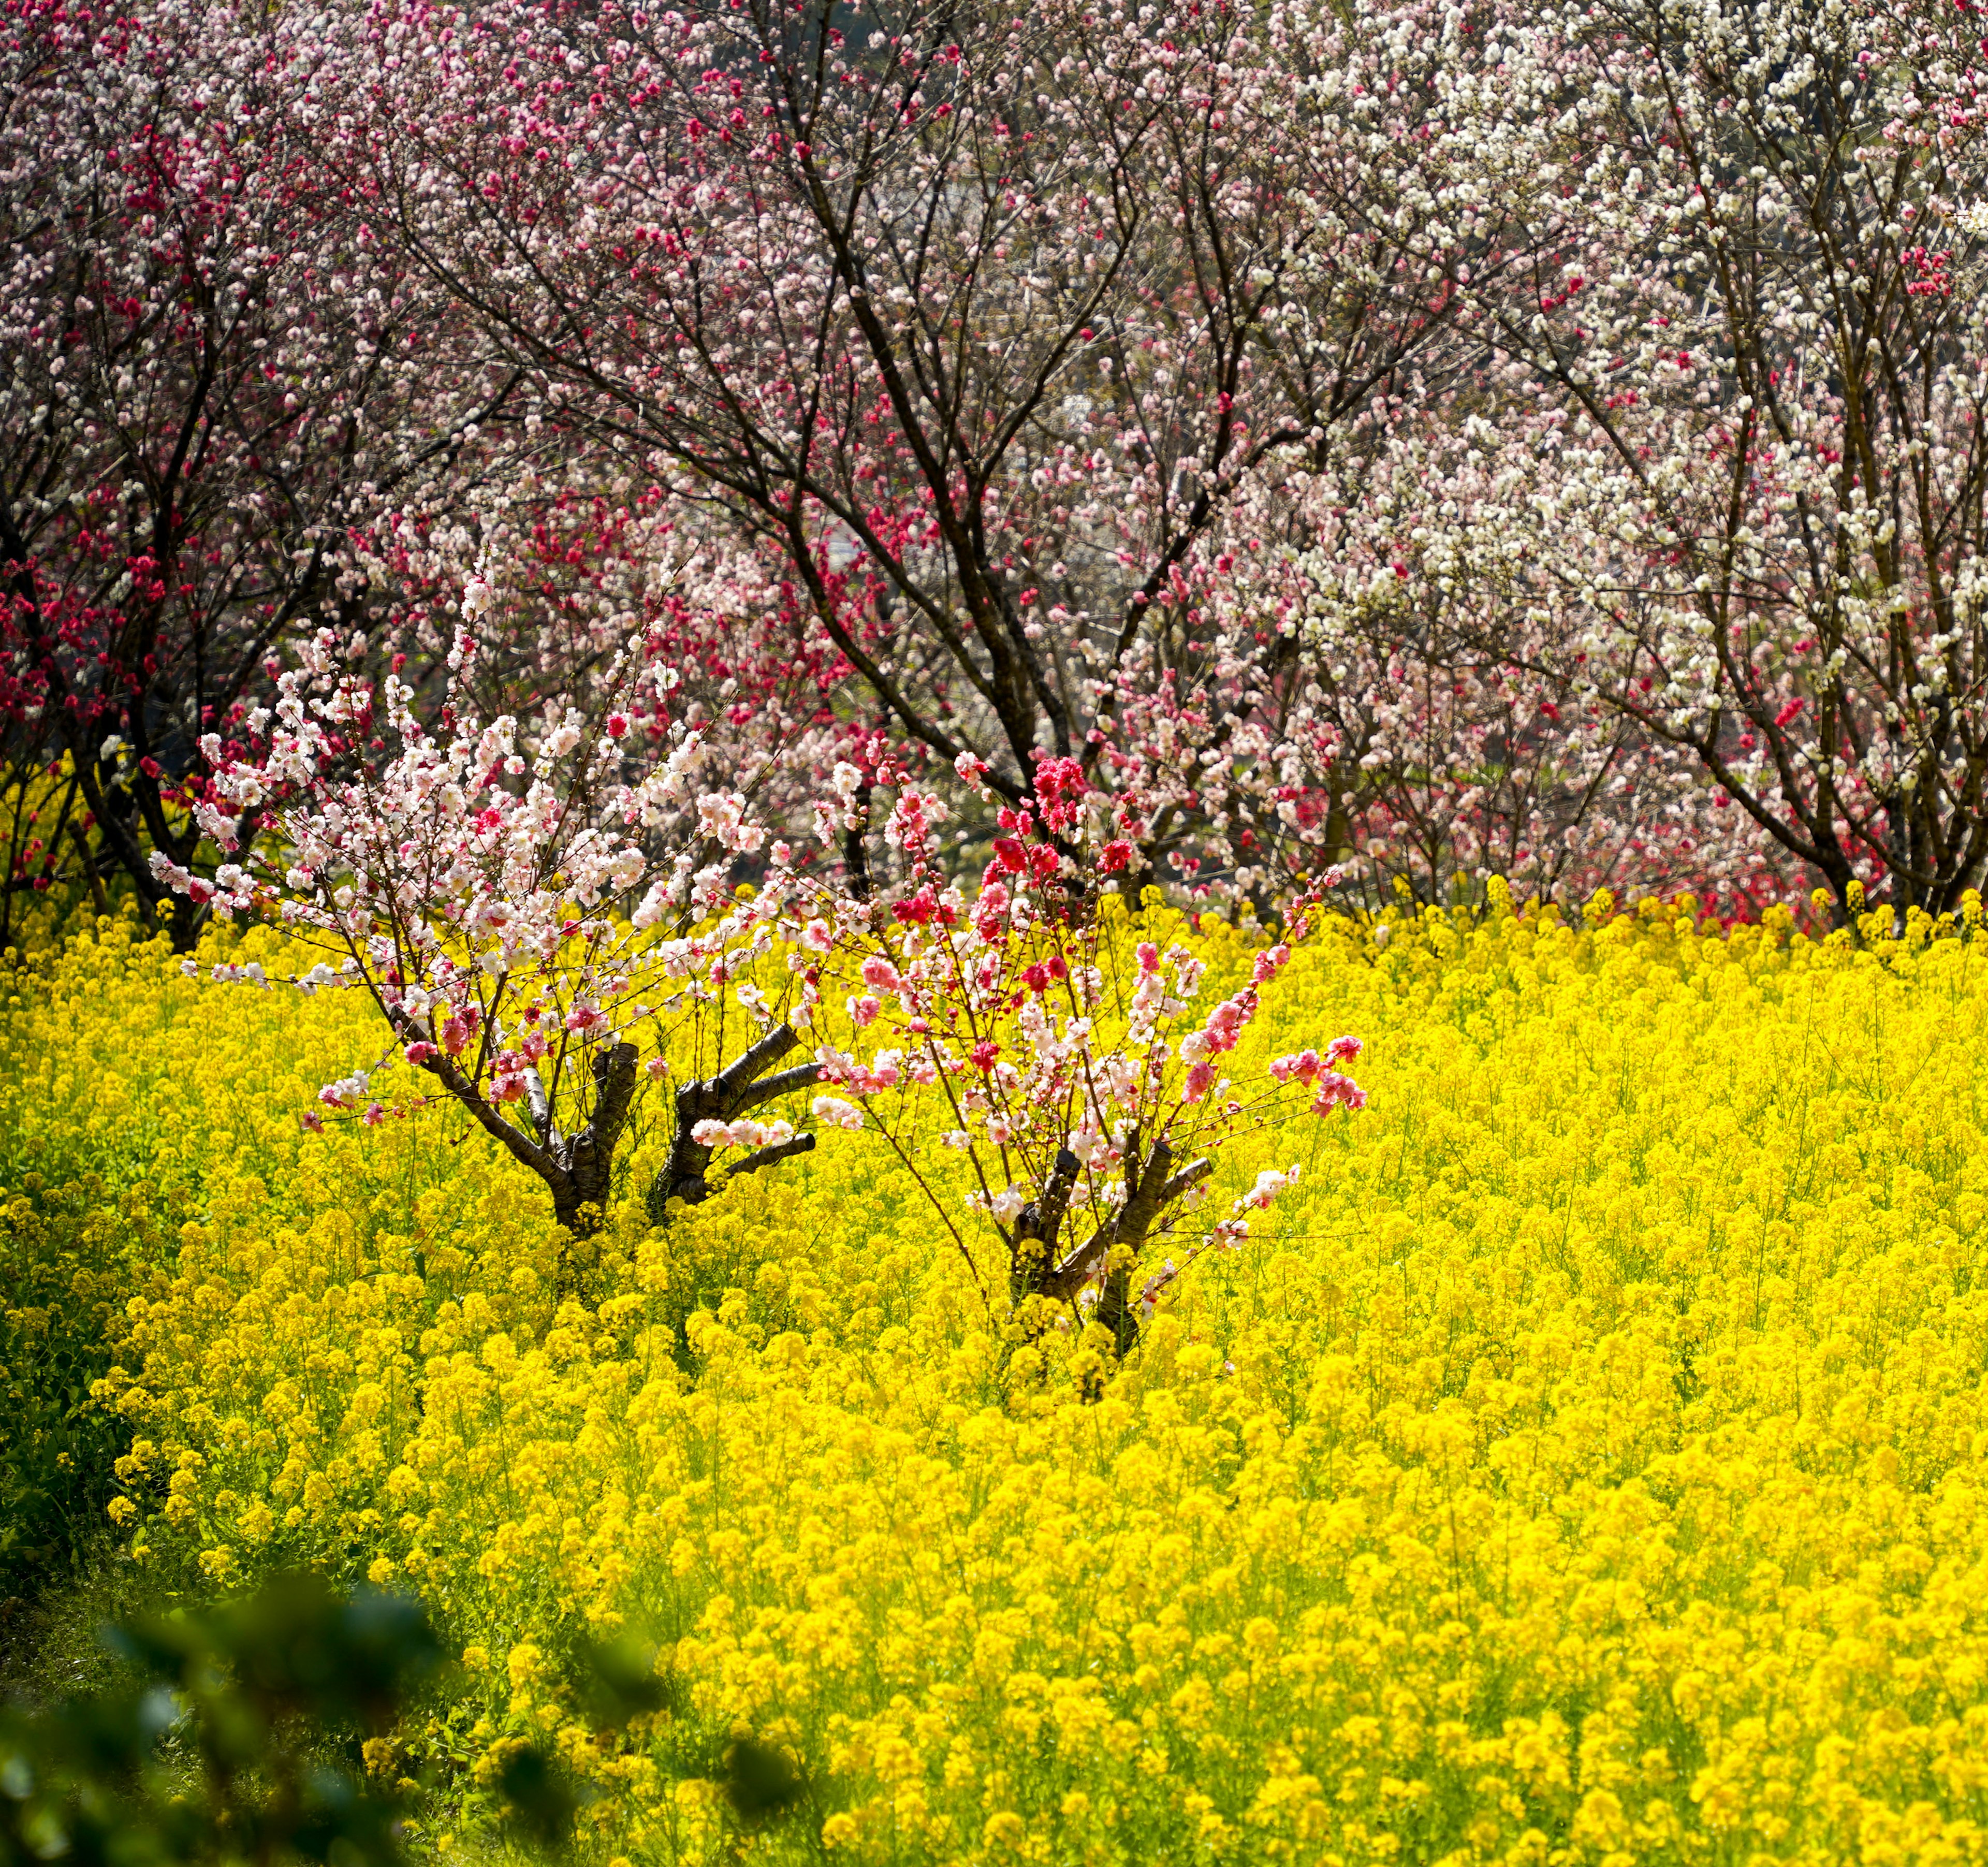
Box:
0;1573;807;1866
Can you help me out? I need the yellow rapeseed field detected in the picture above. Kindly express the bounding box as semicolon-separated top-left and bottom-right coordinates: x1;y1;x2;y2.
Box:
8;889;1988;1864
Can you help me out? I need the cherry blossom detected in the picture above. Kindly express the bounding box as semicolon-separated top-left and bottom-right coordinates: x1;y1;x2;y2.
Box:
277;0;1577;907
1372;0;1988;916
150;590;836;1240
0;0;535;943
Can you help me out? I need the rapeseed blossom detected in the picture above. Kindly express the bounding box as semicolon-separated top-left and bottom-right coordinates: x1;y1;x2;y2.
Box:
14;889;1988;1862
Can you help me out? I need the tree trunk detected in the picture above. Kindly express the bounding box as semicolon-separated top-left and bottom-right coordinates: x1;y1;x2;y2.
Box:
542;1041;639;1239
646;1024;821;1224
1033;1132;1211;1351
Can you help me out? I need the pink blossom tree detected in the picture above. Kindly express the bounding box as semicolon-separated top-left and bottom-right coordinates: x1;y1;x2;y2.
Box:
0;0;531;944
812;755;1364;1345
151;594;837;1241
283;0;1575;908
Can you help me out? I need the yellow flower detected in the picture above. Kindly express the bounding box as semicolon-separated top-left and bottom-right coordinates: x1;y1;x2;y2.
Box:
23;900;1988;1862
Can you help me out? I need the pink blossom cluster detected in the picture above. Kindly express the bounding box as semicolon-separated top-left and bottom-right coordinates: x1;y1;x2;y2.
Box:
690;1117;796;1151
1270;1038;1369;1114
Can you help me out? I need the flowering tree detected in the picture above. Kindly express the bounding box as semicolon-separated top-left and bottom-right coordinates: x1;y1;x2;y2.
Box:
286;0;1572;905
1404;0;1988;916
48;0;1988;937
0;0;529;944
151;597;836;1241
1291;422;1816;916
812;757;1364;1345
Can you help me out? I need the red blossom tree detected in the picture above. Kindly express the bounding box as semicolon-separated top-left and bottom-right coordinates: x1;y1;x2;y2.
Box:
0;0;527;944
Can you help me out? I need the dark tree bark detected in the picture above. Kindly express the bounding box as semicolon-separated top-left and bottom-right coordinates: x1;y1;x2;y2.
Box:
410;1039;640;1242
547;1042;643;1236
646;1023;822;1223
1032;1131;1212;1351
